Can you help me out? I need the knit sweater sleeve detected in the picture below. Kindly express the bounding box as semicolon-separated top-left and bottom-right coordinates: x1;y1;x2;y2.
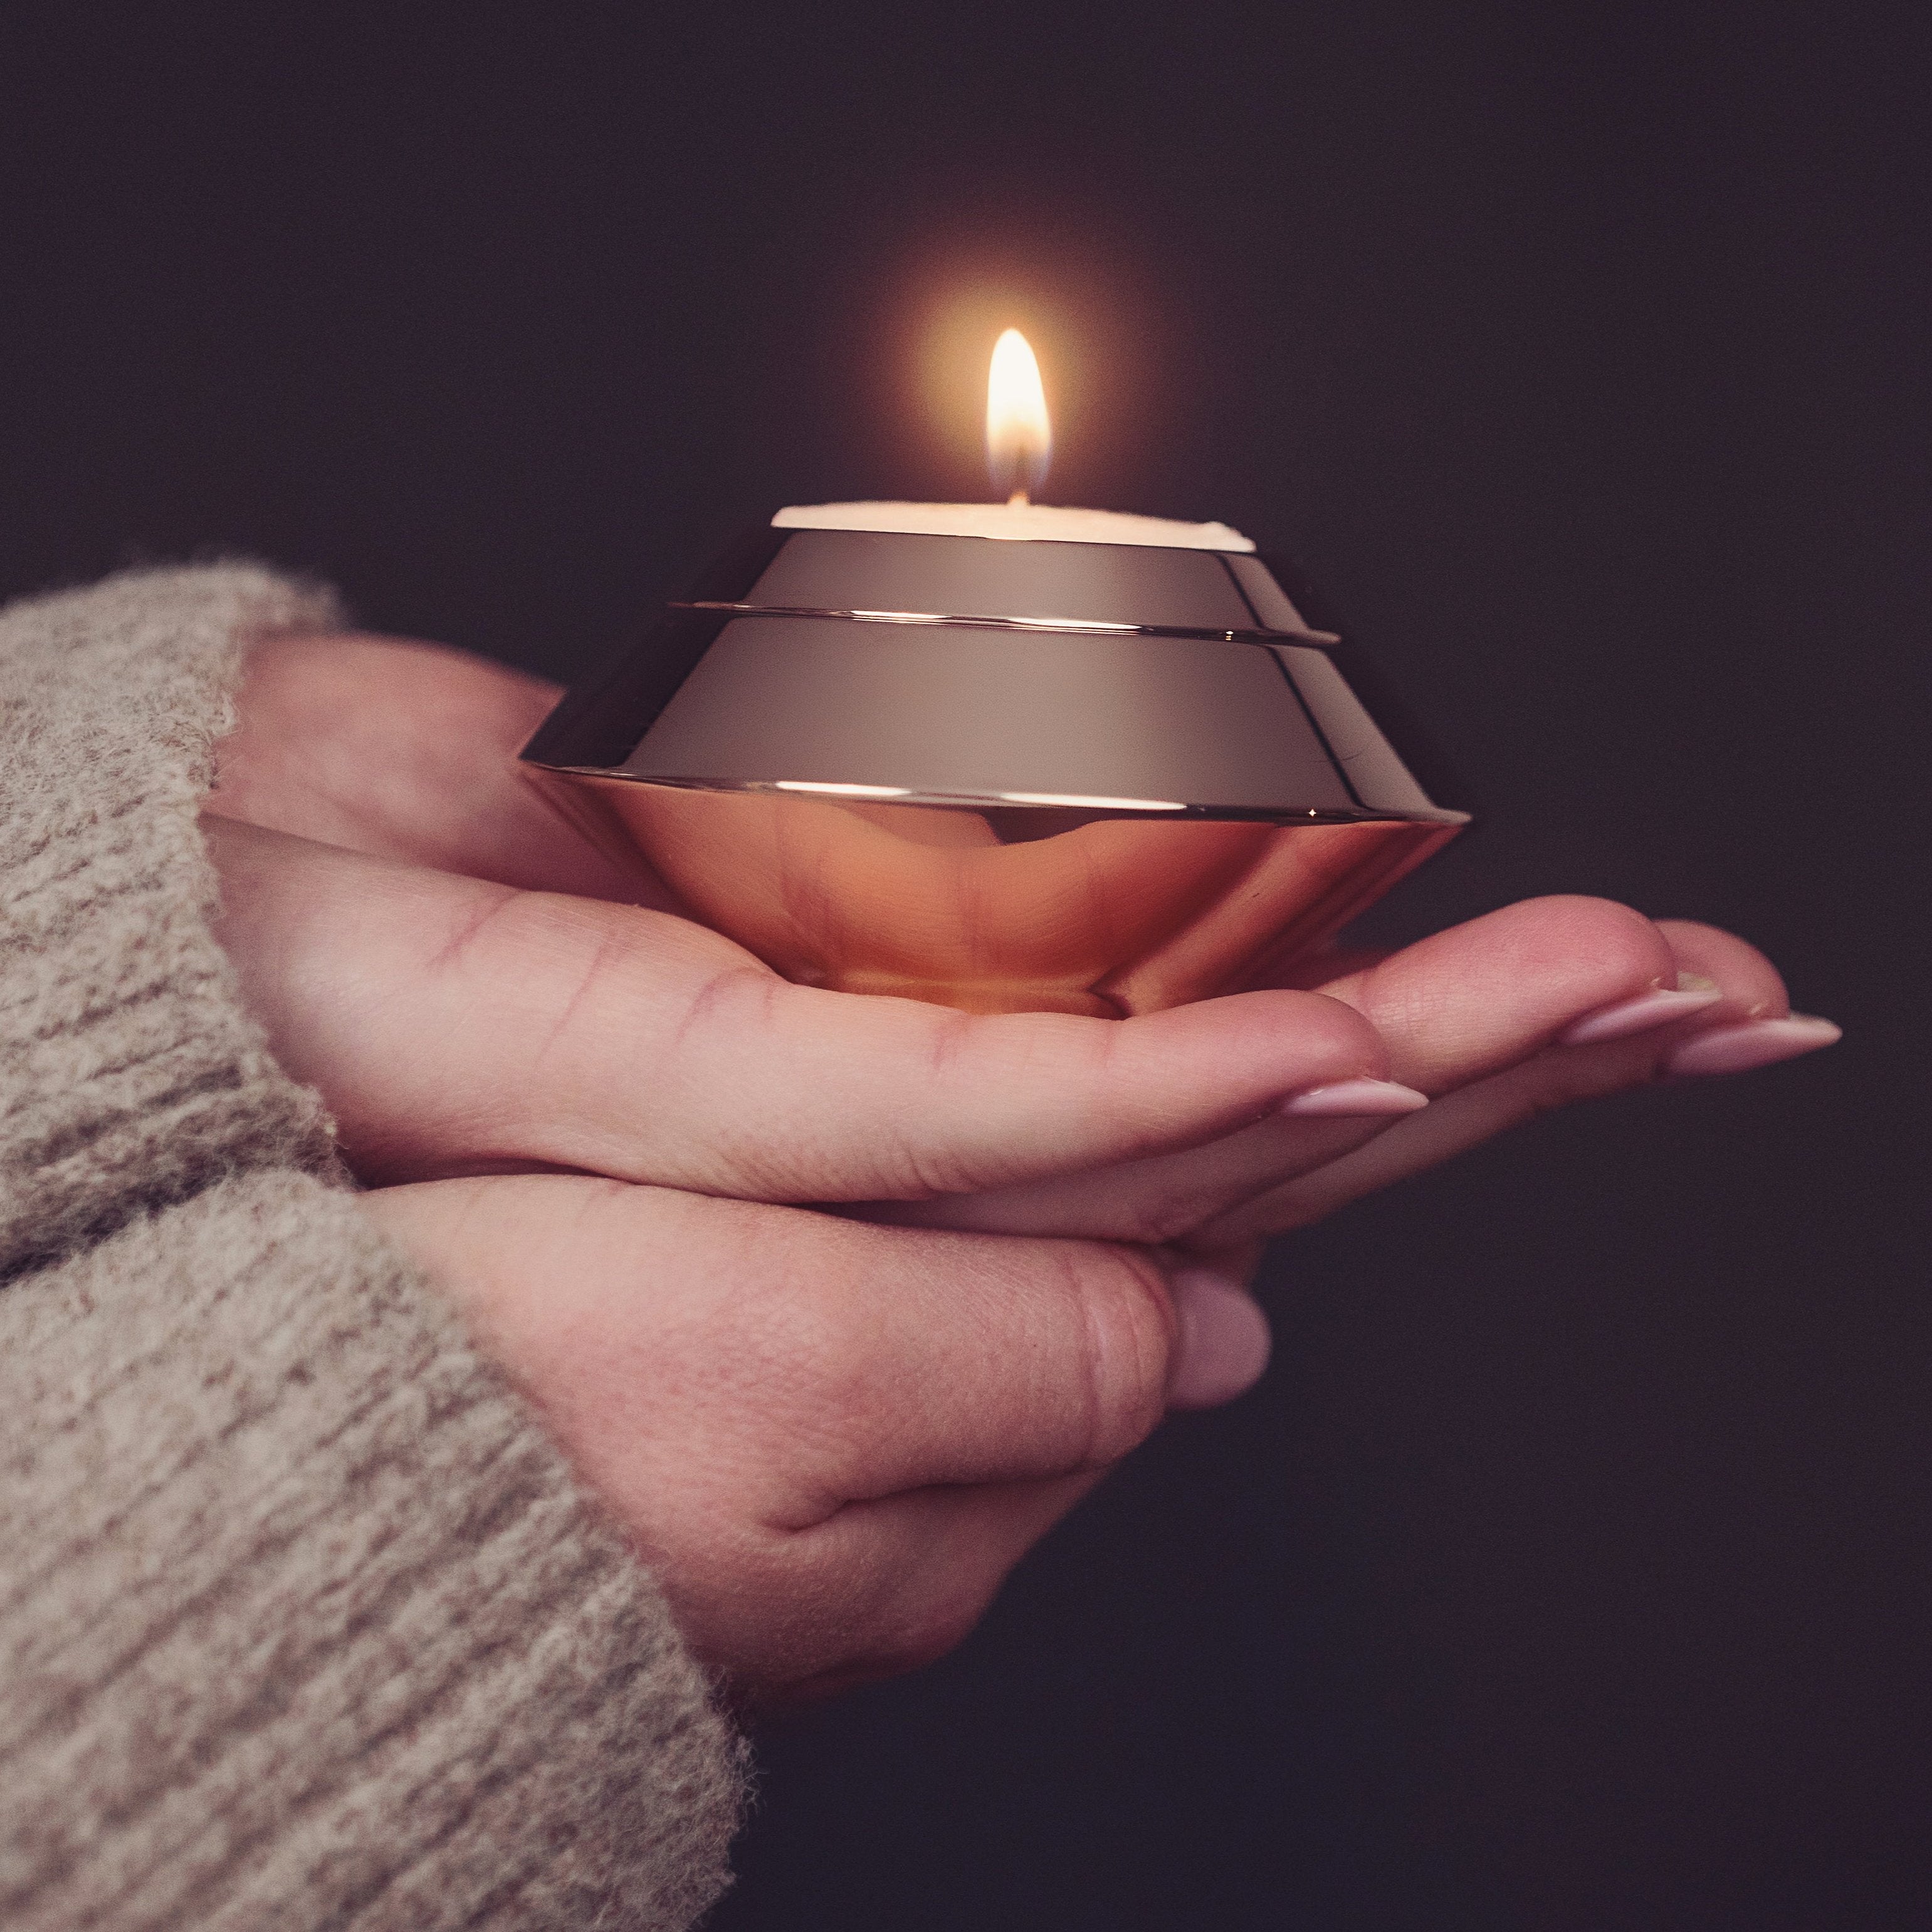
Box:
0;567;744;1930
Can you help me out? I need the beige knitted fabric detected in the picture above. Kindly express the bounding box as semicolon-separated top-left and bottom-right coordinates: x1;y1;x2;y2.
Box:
0;568;744;1928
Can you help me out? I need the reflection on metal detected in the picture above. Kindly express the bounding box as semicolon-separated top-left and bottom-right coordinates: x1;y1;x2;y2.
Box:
997;792;1187;811
676;599;1333;644
772;779;913;798
522;525;1470;1015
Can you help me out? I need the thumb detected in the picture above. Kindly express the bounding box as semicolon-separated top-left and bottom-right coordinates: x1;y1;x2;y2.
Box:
207;817;1414;1200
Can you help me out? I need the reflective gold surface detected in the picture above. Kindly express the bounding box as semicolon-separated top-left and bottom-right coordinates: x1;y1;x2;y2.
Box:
522;528;1470;1014
535;772;1459;1016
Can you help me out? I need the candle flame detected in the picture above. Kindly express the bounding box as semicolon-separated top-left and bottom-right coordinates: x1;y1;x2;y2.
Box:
986;328;1051;503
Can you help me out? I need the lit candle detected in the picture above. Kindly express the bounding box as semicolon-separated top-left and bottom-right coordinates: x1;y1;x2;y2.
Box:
520;323;1467;1016
774;329;1255;552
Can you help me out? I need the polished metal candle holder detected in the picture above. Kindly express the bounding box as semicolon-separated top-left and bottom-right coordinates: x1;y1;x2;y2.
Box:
520;525;1469;1016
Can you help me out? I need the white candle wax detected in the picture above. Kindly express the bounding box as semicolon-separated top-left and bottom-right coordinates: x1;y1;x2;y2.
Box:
774;500;1254;553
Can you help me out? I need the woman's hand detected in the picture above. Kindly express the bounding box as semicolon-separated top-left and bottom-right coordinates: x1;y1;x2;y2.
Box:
206;812;1415;1204
364;1172;1194;1708
204;628;1836;1697
206;632;1837;1259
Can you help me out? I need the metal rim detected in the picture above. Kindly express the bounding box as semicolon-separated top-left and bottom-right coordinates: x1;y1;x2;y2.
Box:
671;599;1343;648
523;762;1471;829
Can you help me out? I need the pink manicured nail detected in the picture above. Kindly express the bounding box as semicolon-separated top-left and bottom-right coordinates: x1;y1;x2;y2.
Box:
1663;1015;1842;1078
1167;1272;1272;1411
1280;1078;1429;1118
1560;984;1724;1046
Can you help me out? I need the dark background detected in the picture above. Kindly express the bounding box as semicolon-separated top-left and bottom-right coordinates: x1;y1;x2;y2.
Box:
4;4;1926;1924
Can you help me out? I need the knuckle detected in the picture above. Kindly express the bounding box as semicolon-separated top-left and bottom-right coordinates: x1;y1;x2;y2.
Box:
1270;987;1385;1059
891;1010;1078;1197
666;961;785;1065
1526;895;1669;985
423;880;530;979
876;1133;989;1204
1058;1244;1177;1465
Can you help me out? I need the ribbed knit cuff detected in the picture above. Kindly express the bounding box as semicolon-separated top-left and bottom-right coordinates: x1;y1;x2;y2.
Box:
0;1170;743;1929
0;565;343;1274
0;564;745;1927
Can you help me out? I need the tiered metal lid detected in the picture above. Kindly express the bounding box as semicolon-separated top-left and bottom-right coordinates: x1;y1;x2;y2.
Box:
521;525;1466;827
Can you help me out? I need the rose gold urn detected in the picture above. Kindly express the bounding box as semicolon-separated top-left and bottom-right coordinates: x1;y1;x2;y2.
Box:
520;525;1468;1017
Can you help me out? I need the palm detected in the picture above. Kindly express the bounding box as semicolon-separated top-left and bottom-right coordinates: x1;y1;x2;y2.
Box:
209;633;675;904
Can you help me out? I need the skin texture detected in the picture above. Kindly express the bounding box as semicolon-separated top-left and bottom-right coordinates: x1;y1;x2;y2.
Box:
207;633;1835;1703
362;1177;1179;1705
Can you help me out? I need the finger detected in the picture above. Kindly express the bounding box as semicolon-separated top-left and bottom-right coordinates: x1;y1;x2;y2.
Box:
866;1108;1402;1241
1190;921;1836;1246
208;817;1413;1198
375;1177;1182;1520
736;1252;1270;1696
1248;942;1394;991
1650;918;1789;1019
1164;1249;1272;1410
873;895;1694;1242
1313;895;1690;1093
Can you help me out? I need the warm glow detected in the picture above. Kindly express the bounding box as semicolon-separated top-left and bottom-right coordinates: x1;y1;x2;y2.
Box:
985;328;1051;503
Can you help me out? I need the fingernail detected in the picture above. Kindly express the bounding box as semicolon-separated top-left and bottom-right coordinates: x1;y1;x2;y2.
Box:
1167;1271;1273;1411
1560;984;1724;1046
1664;1015;1842;1078
1280;1078;1429;1118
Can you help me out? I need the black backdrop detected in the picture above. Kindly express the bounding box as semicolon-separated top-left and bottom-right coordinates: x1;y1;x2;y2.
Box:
4;4;1927;1925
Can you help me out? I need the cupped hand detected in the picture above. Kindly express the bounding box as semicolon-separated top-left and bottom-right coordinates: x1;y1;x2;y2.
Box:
206;629;1425;1201
207;813;1410;1205
208;631;1837;1264
204;626;1838;1704
364;1173;1198;1706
